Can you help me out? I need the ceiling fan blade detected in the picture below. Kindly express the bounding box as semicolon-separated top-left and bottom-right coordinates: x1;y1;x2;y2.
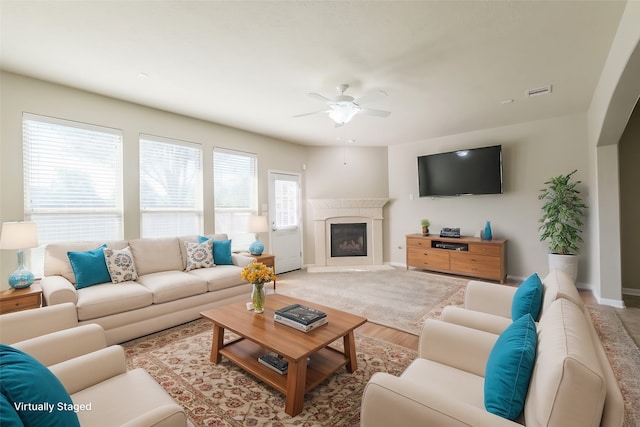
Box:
307;92;333;103
292;110;329;118
360;107;391;118
355;89;388;106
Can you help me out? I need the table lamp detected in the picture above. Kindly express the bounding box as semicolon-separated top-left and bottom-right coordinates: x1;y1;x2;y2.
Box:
0;221;39;289
248;215;269;256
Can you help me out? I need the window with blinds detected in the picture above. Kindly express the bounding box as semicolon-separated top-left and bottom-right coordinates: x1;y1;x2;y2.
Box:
23;113;124;277
213;148;258;251
140;135;203;237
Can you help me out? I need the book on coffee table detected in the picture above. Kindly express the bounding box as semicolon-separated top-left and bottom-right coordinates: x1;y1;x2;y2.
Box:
274;303;328;332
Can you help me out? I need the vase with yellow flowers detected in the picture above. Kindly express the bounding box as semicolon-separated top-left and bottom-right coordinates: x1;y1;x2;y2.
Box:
240;261;276;313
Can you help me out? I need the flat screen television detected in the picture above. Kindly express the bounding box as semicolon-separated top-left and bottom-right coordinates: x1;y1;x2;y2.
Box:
417;145;503;197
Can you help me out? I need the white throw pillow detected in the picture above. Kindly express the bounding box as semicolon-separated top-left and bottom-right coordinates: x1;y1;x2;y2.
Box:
104;246;139;283
184;240;214;271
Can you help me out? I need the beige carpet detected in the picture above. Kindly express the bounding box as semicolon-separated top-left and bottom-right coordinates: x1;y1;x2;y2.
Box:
275;268;468;335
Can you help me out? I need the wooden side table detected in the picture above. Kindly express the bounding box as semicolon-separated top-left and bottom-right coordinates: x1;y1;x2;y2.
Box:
244;253;276;290
0;283;42;314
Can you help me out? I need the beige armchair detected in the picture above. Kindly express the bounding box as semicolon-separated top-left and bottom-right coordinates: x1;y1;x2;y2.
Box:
0;304;187;427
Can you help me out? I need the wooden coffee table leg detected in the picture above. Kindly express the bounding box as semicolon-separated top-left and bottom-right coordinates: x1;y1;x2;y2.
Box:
210;324;224;364
285;359;307;416
344;331;358;373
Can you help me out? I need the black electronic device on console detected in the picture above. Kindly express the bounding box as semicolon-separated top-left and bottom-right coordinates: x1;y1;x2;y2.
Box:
440;227;461;238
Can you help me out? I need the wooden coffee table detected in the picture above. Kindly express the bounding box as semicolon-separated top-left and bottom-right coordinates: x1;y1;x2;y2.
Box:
201;294;367;416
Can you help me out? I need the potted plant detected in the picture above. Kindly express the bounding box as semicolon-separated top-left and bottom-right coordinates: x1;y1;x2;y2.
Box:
421;219;431;236
538;169;587;281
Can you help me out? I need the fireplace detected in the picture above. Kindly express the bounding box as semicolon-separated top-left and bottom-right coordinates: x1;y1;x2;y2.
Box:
331;223;367;257
308;198;390;270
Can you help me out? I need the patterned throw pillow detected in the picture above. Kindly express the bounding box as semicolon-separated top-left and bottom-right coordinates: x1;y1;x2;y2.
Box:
103;246;138;283
184;240;214;271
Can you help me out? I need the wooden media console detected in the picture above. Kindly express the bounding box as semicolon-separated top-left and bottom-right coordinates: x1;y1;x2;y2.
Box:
406;234;507;283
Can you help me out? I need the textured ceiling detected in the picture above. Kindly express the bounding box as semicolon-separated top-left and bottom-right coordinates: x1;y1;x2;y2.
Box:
0;1;627;146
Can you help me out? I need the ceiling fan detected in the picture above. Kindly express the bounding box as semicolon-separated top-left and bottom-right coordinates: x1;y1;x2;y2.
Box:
293;84;391;126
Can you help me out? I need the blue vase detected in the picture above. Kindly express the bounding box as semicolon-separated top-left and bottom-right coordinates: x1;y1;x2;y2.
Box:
482;221;492;241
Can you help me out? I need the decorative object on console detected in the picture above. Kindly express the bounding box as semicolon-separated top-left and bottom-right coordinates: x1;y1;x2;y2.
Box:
538;169;587;281
248;215;269;256
240;261;276;313
421;219;430;236
481;220;492;241
0;222;38;289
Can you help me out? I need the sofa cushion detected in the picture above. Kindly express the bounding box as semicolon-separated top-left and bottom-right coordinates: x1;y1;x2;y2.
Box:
484;313;537;420
0;393;23;426
44;240;128;283
184;240;214;271
135;271;207;304
76;283;153;321
104;246;138;283
187;265;245;292
128;237;183;276
511;273;543;320
525;299;606;427
0;345;80;427
67;245;111;289
541;268;584;314
401;357;485;411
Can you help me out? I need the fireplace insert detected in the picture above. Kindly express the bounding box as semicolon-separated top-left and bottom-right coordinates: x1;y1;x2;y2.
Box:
330;223;367;257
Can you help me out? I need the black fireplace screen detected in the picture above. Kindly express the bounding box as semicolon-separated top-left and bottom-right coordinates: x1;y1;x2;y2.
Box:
330;223;367;257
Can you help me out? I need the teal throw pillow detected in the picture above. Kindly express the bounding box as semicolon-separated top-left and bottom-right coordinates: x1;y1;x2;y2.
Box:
0;393;24;427
67;244;111;289
0;345;81;427
484;314;537;420
511;273;543;321
198;236;234;265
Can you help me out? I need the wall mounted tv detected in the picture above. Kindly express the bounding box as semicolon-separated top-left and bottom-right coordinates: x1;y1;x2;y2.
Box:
417;145;503;197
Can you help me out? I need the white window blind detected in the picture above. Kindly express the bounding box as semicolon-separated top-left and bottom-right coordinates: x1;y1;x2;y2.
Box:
23;113;123;277
140;135;203;237
213;148;257;251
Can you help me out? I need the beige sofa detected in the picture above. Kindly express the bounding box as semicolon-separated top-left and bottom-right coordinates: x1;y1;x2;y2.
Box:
440;269;585;335
40;234;253;344
361;271;625;427
0;303;187;427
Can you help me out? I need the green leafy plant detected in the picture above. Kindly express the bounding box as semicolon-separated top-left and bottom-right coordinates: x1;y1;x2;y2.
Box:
421;219;431;228
538;170;587;255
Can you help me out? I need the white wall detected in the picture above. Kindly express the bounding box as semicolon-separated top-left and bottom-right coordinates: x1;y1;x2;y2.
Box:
0;72;308;289
387;113;591;283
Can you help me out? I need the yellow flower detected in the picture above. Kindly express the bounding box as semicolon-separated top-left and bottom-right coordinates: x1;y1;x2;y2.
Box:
240;261;276;285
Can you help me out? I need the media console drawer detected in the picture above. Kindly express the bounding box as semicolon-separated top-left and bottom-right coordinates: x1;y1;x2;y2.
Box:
406;234;507;283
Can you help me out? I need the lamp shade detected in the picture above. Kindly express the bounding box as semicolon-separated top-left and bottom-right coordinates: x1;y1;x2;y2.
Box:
0;222;39;250
248;215;269;234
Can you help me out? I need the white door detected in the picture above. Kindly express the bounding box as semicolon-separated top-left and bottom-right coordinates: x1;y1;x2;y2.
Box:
268;171;302;273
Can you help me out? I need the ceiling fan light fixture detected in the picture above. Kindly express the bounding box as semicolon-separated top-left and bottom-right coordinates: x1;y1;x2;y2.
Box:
328;102;360;124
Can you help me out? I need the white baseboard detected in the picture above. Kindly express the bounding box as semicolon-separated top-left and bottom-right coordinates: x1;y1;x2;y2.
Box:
623;287;640;297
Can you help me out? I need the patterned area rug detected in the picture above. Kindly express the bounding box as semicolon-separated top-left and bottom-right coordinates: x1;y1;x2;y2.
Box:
275;268;467;335
123;319;415;426
587;305;640;427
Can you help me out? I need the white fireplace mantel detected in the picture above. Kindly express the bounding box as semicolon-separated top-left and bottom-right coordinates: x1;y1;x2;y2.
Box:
308;198;390;269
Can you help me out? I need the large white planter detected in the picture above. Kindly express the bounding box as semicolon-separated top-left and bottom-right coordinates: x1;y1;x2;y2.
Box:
548;253;578;282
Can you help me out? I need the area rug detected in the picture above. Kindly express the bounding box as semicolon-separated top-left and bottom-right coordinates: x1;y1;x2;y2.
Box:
275;268;467;335
588;305;640;427
123;319;416;427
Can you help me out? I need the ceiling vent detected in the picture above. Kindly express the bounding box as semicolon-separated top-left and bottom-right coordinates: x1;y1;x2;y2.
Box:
526;85;552;97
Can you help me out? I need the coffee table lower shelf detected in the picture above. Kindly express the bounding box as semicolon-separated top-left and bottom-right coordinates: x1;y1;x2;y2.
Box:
219;338;348;395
